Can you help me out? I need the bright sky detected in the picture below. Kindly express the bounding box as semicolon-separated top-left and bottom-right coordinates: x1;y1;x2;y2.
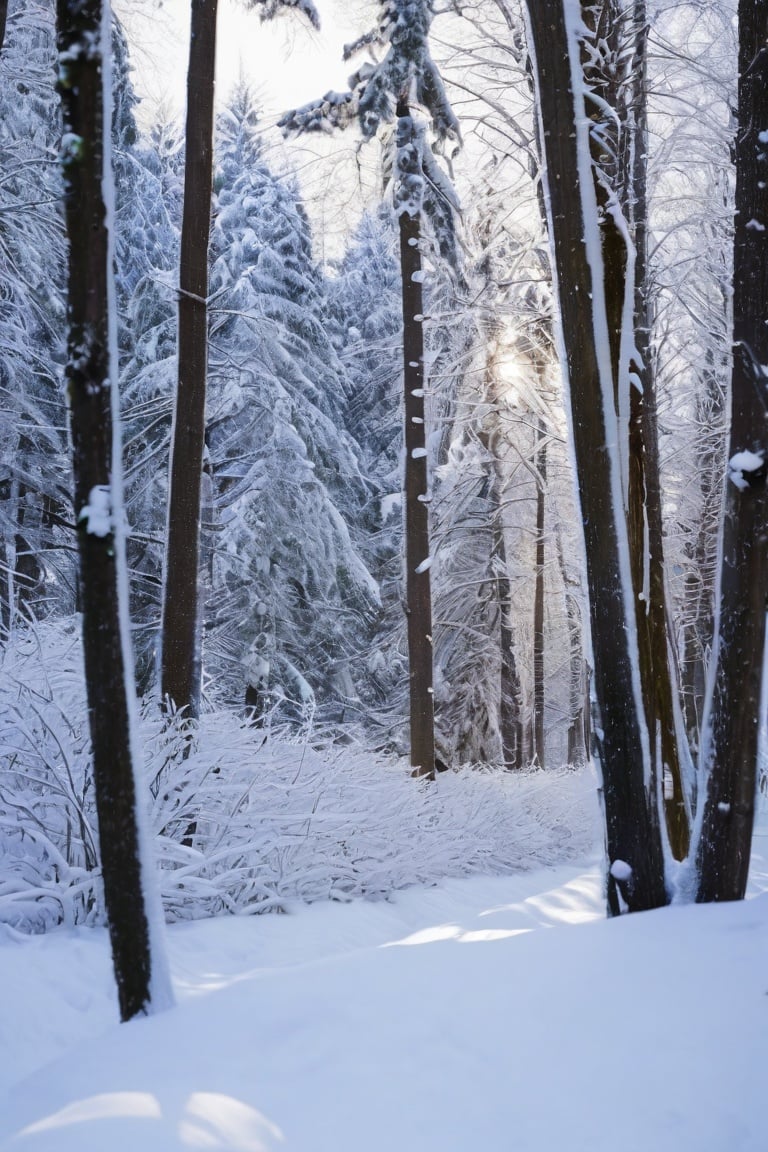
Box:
117;0;371;129
115;0;381;254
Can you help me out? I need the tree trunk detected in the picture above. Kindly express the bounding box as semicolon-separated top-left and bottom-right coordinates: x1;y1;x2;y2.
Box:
491;504;525;770
624;0;691;860
0;0;7;55
397;99;435;779
161;0;218;717
524;0;667;913
681;348;726;753
696;0;768;902
532;418;546;767
553;521;588;767
56;0;171;1021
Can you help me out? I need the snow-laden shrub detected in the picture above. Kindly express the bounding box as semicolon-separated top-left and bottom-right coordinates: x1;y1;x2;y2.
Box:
0;621;598;932
0;621;98;932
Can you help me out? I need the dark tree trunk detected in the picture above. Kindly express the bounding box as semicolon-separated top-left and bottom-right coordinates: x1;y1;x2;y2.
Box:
398;99;435;779
0;0;7;55
553;522;588;767
56;0;162;1021
161;0;218;718
532;419;546;767
696;0;768;902
525;0;667;913
623;0;690;860
492;510;525;770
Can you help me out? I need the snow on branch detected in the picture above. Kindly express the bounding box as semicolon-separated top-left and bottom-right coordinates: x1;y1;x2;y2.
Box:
279;1;461;264
279;90;358;136
0;622;597;931
246;0;320;30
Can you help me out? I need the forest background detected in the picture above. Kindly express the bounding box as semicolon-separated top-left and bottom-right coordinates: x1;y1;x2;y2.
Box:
2;0;766;1022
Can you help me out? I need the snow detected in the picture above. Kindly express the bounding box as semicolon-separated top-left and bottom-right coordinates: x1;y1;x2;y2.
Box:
411;447;427;458
414;556;432;573
728;449;765;490
77;486;112;537
2;844;768;1151
379;492;402;521
609;858;632;882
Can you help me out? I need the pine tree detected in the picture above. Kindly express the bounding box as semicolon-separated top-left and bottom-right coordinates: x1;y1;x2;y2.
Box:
110;19;180;686
0;0;70;633
161;0;319;719
205;86;379;715
281;0;462;775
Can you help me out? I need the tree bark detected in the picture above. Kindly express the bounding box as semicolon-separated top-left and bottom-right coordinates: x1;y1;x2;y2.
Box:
696;0;768;902
525;0;667;912
490;489;524;770
681;349;726;751
532;418;546;767
623;0;690;860
398;100;435;779
0;0;7;55
56;0;164;1020
553;521;588;767
161;0;218;717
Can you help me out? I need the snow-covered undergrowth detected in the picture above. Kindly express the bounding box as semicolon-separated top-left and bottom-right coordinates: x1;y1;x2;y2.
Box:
0;621;598;932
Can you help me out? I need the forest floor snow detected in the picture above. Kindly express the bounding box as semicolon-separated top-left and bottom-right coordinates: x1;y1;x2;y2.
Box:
2;839;768;1152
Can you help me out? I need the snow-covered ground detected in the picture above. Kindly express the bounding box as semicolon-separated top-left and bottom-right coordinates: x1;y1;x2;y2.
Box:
2;837;768;1152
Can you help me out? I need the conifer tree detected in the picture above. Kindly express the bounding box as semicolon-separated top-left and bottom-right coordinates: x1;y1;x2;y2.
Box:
161;0;319;718
205;86;378;714
0;0;69;633
281;0;461;776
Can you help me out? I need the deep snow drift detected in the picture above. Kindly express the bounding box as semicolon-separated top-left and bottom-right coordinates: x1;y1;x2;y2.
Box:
2;841;768;1152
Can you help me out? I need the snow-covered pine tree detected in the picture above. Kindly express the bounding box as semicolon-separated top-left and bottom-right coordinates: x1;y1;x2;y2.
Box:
329;204;490;761
0;0;70;634
281;0;462;776
205;85;379;716
110;21;180;687
161;0;320;721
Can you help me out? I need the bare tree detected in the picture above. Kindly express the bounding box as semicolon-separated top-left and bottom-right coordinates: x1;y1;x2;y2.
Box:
524;0;668;912
161;0;320;718
56;0;172;1019
532;417;546;767
695;0;768;902
160;0;219;718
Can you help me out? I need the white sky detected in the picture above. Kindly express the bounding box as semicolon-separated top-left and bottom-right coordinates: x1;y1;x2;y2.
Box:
116;0;371;129
114;0;382;255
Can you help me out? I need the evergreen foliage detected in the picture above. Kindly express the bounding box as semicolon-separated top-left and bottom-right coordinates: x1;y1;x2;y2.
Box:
0;0;69;631
205;87;379;715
